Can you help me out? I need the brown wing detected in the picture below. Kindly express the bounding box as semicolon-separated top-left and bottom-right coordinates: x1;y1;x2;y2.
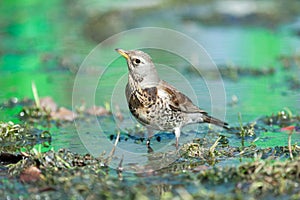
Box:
157;80;208;114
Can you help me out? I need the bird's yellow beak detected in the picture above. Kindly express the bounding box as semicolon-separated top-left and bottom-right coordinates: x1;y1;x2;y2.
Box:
115;48;129;60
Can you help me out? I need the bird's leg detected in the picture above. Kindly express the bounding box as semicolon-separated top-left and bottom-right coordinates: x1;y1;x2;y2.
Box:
146;128;154;153
146;128;154;147
174;127;181;149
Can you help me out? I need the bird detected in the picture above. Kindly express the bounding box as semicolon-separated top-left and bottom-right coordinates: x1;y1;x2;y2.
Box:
116;48;229;149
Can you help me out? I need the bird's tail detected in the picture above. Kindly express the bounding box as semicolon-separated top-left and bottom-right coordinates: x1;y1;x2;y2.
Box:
202;114;229;130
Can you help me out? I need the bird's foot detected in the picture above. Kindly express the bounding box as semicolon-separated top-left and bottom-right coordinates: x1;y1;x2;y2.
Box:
147;146;154;153
146;138;154;153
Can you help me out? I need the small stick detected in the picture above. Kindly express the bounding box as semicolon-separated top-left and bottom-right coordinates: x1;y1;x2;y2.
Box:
105;130;121;166
288;132;293;160
117;155;124;180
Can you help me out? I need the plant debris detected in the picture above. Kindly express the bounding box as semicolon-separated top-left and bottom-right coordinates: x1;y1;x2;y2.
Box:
51;107;77;121
86;105;110;116
17;96;111;123
1;146;299;199
1;98;300;199
258;109;300;127
185;64;275;81
220;65;275;81
0;121;51;153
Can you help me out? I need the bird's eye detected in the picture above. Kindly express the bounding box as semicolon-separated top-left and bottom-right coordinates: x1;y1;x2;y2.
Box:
133;58;141;65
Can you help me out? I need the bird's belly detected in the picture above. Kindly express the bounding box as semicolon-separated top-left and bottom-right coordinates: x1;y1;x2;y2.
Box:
129;103;185;131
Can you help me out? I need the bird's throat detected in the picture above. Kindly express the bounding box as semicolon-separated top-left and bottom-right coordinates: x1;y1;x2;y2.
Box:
128;73;160;89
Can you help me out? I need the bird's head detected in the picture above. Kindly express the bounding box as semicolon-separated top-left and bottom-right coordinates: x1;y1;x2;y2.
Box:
116;48;160;87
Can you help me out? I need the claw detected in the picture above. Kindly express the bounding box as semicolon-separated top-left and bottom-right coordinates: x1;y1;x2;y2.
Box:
147;146;154;153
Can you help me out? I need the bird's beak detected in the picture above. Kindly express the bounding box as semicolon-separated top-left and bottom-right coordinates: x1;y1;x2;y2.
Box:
115;48;130;60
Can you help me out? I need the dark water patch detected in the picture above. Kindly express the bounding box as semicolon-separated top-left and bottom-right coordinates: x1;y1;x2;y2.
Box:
0;152;23;165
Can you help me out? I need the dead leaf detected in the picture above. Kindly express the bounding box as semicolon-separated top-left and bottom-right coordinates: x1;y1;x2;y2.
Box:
20;166;41;183
51;107;77;121
40;97;58;112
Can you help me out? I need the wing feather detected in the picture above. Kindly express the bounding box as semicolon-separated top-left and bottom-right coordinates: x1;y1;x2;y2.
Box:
157;80;207;114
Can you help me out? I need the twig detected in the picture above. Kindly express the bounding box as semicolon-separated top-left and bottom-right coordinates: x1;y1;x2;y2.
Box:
104;130;121;166
281;126;296;160
288;132;293;160
56;154;72;169
238;112;245;147
117;155;124;180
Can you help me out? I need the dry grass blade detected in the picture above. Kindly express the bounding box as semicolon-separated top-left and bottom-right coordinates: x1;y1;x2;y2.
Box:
209;136;221;158
31;81;40;108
